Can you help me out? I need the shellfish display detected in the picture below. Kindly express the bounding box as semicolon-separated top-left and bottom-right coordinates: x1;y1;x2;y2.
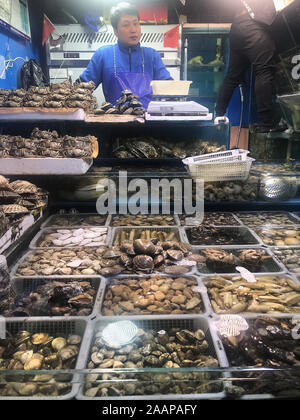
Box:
204;274;300;314
203;177;259;202
0;178;48;227
95;90;145;116
113;137;225;159
197;248;273;273
0;328;82;397
185;226;259;246
33;227;108;248
179;212;240;226
236;212;299;227
0;129;98;159
83;323;221;397
271;248;300;273
111;214;177;226
113;228;180;246
7;279;98;317
220;316;300;397
254;227;300;246
0;80;97;112
101;275;204;316
44;214;107;228
15;238;196;277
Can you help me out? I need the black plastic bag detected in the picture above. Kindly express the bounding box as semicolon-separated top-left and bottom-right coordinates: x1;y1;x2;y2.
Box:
21;59;48;89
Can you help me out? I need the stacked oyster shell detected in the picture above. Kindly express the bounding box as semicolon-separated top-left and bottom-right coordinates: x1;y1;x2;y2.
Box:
0;177;48;228
95;90;145;116
0;128;96;158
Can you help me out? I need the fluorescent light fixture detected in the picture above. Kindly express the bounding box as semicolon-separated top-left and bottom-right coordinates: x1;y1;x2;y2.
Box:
215;315;249;337
102;320;138;348
273;0;295;12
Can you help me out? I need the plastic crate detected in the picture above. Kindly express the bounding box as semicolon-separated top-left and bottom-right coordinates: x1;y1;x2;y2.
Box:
97;274;210;317
0;318;88;400
183;226;262;248
194;247;286;275
185;158;255;182
182;149;249;165
76;316;227;400
29;227;110;249
10;276;104;318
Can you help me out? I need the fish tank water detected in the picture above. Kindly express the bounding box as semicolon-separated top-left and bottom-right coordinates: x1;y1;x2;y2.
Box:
181;24;231;115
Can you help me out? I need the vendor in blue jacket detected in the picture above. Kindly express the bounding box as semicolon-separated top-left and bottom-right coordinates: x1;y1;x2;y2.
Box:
79;2;172;108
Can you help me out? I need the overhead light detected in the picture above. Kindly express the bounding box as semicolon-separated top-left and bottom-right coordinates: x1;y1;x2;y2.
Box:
273;0;295;12
102;320;138;348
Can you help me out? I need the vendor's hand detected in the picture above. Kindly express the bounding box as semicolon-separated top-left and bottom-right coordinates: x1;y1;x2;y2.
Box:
214;116;229;125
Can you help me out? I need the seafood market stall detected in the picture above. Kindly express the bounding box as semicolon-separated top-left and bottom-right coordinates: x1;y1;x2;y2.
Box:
1;0;300;402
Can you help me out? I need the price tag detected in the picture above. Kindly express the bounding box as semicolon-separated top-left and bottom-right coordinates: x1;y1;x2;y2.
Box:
180;259;196;266
192;286;207;294
236;266;256;283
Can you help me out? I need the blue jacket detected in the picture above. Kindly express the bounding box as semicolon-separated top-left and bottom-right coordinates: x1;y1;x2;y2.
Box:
80;41;171;102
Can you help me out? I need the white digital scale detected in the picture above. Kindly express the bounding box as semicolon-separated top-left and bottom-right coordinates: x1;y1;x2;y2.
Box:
146;97;213;121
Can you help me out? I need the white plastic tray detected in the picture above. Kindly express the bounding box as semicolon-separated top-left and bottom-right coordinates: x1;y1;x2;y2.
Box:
76;316;227;400
0;317;88;400
0;158;93;175
97;274;210;317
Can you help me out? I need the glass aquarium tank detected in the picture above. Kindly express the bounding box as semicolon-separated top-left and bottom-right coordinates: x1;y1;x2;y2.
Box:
181;24;231;114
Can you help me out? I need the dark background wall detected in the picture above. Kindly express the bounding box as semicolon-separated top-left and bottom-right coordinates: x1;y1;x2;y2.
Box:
0;2;44;89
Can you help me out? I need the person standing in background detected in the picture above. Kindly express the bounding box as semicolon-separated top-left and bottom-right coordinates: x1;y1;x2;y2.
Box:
79;2;172;108
215;0;287;133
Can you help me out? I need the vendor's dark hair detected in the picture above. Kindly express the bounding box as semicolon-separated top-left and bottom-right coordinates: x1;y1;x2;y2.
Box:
110;2;140;28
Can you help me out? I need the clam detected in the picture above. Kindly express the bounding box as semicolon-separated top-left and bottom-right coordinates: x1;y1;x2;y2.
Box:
67;335;82;345
100;265;124;276
24;355;43;370
133;255;154;273
102;249;122;259
15;331;31;346
133;239;156;256
164;266;190;275
13;350;33;365
52;337;67;352
31;333;50;345
59;345;78;361
166;250;183;261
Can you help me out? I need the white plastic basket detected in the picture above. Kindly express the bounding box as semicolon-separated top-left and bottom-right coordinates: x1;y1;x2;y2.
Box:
184;156;255;182
182;149;250;165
